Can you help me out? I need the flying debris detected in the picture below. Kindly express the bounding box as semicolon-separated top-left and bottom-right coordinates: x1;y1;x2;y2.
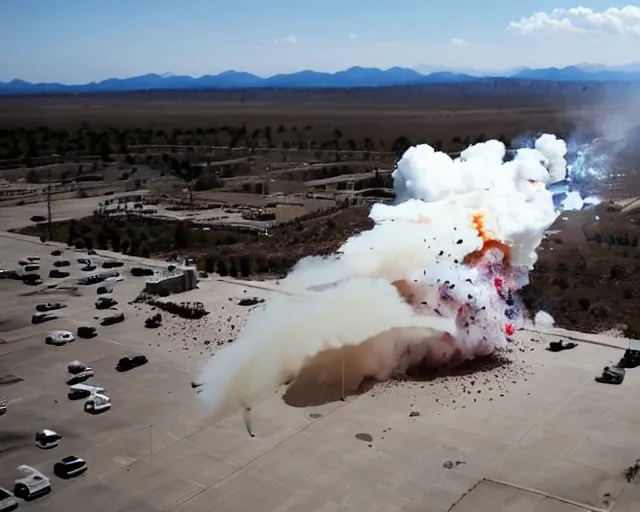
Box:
192;133;596;421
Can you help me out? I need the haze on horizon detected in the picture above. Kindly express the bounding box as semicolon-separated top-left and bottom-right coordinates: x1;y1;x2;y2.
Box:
1;1;639;83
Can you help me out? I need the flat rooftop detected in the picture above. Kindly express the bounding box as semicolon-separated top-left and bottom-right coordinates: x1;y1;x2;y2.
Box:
1;232;640;511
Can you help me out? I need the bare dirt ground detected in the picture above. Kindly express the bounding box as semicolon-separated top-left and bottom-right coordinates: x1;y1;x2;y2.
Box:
2;233;640;511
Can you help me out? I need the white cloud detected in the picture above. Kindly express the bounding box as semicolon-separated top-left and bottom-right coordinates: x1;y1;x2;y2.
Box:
509;6;640;35
347;33;357;40
450;37;468;47
265;35;298;45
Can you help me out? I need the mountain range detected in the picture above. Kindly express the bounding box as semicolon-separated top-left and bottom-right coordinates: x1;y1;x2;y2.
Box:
3;63;640;95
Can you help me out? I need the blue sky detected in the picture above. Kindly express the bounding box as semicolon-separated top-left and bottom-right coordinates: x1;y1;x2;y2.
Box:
1;1;638;82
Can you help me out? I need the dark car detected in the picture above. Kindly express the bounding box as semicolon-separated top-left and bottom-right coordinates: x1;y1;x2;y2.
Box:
53;456;87;479
53;260;70;268
130;267;154;277
96;285;113;295
116;355;148;372
36;302;66;312
78;274;105;285
102;261;123;269
144;313;162;328
67;387;91;400
100;312;124;326
95;297;118;310
76;326;97;339
81;264;97;272
49;269;70;278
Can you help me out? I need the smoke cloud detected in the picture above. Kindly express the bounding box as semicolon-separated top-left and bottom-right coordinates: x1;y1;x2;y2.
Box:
194;133;591;419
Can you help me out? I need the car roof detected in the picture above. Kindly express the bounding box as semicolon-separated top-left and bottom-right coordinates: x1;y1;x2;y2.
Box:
39;428;58;436
61;455;83;463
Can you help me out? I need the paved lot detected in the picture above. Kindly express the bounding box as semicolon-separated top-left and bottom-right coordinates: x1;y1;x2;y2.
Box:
0;190;150;231
1;234;640;511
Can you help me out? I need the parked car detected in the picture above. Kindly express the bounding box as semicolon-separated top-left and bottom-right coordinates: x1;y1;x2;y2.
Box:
66;370;94;385
32;313;57;325
0;269;18;280
35;429;61;450
96;285;113;295
53;456;87;479
67;361;91;375
102;261;123;269
30;215;46;223
144;313;162;328
76;326;97;339
68;384;105;401
78;274;105;285
48;269;70;278
12;465;51;501
0;400;6;416
50;249;62;256
116;355;148;372
0;487;17;512
22;273;41;285
84;393;110;414
53;260;70;268
45;331;74;346
77;258;91;265
81;264;97;272
95;297;117;310
35;302;66;312
100;312;124;326
130;267;154;277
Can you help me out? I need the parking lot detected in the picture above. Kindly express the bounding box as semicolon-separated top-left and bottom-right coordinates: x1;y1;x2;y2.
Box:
2;233;640;511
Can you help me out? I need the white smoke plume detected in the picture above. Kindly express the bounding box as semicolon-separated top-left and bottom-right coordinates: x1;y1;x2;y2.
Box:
194;134;571;419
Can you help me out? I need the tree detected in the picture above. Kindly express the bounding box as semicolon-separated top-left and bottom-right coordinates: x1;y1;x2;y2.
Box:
391;136;411;155
67;220;79;246
204;255;216;273
229;259;239;278
239;256;252;277
97;230;109;250
174;221;190;249
99;139;113;162
25;169;40;183
217;259;229;277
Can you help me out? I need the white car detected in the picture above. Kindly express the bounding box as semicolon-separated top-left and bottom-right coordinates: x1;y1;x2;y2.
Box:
0;487;17;512
84;393;111;414
45;331;74;346
68;383;105;401
13;465;51;501
66;369;94;385
35;429;61;450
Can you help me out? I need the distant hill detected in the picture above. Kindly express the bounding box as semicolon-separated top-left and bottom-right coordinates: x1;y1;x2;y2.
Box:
2;63;640;95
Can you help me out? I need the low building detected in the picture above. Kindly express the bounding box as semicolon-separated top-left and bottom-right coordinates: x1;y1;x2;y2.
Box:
144;267;198;295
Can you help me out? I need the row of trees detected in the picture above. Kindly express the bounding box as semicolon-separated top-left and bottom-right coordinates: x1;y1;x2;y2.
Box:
0;123;512;161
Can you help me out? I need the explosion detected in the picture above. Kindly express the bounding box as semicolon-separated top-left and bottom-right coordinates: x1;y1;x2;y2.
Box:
194;133;578;420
